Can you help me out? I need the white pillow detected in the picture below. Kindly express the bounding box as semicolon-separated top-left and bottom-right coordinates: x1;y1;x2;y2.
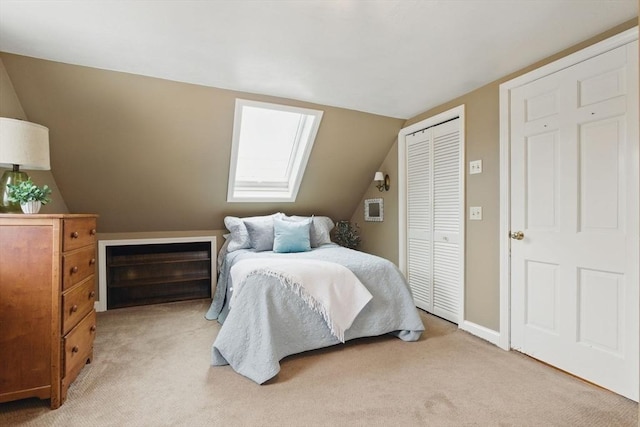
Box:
224;216;251;252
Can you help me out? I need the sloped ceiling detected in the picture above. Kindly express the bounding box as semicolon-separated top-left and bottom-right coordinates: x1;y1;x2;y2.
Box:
1;53;403;232
0;1;637;119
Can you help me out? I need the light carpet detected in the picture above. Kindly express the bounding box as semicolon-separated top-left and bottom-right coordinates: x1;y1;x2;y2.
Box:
0;299;636;426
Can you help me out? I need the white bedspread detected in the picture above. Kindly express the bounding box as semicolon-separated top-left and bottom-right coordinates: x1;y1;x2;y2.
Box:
230;259;372;342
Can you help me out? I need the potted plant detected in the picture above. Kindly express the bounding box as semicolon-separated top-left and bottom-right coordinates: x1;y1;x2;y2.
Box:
7;179;52;214
334;220;361;249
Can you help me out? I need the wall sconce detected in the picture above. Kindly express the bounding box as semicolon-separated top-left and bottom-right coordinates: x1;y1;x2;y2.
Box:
374;171;390;192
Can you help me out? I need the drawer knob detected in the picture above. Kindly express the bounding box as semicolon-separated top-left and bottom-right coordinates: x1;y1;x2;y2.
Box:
90;229;97;236
72;346;79;353
90;325;97;333
89;258;96;265
71;305;78;313
71;231;79;239
71;266;79;274
89;291;96;298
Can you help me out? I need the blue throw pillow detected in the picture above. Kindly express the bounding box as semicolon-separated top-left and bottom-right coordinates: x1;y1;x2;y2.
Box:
273;217;311;253
287;215;334;247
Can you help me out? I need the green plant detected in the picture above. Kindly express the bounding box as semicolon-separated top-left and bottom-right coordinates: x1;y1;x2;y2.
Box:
334;220;361;249
7;179;52;205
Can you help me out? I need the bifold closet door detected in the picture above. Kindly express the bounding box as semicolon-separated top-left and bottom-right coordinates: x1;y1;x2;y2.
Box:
406;118;461;324
406;129;432;312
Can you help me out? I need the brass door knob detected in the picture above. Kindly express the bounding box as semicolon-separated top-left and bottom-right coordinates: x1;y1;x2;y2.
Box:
510;231;525;240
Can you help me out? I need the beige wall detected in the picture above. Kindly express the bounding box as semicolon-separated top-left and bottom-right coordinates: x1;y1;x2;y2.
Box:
351;139;399;262
0;54;404;234
0;58;68;214
0;58;25;119
359;19;638;332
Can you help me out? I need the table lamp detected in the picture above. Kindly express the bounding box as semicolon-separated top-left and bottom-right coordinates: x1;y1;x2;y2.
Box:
0;117;50;213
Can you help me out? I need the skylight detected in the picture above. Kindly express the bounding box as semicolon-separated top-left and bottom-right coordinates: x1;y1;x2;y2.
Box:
227;99;323;202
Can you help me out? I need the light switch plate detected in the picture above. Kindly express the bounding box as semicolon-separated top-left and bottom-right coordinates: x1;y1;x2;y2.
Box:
470;206;482;220
470;160;482;174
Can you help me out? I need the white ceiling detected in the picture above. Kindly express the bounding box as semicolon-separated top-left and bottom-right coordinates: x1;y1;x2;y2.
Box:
0;1;637;119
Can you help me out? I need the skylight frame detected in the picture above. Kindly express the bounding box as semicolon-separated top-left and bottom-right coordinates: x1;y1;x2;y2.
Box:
227;99;323;202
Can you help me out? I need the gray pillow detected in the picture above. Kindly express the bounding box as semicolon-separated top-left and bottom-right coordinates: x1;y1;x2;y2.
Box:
243;213;283;251
288;215;334;247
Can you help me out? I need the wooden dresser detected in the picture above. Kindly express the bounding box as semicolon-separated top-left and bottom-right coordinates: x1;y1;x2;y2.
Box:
0;214;98;409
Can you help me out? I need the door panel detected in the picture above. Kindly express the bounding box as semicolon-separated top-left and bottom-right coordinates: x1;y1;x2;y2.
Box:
407;130;432;311
408;239;430;307
432;119;461;322
577;268;624;355
526;131;559;230
525;260;559;334
579;117;624;232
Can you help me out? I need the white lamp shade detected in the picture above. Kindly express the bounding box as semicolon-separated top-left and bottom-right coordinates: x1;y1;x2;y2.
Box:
0;117;50;170
373;171;384;182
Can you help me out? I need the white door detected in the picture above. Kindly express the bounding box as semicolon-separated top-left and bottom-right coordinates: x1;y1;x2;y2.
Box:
406;118;462;324
510;42;639;401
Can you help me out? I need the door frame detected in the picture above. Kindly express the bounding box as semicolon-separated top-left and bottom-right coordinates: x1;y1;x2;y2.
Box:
398;104;466;326
498;26;639;351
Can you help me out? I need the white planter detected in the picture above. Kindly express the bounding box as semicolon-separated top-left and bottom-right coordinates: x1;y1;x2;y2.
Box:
21;201;42;214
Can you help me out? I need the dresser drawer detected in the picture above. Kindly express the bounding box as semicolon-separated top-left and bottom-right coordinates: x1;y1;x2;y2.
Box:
62;245;96;291
63;218;97;252
63;310;96;379
62;278;96;335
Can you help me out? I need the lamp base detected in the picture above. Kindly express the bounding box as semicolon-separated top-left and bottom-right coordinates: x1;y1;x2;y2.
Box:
0;169;29;213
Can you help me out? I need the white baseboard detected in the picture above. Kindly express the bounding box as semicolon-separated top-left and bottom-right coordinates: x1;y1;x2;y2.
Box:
459;320;501;347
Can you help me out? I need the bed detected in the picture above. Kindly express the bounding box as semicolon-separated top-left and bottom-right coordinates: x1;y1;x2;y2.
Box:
205;214;424;384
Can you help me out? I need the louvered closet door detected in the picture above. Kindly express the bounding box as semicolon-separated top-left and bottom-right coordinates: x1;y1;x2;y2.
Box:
406;130;432;311
432;119;461;322
406;118;461;324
